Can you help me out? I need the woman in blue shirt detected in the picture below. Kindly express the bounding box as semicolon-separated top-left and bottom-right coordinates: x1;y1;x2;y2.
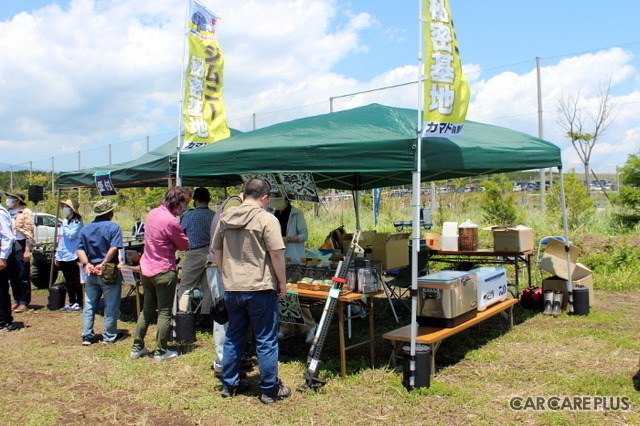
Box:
55;199;83;312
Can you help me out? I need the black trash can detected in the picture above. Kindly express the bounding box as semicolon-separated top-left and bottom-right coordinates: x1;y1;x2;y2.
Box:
402;344;431;390
174;312;196;343
572;286;590;316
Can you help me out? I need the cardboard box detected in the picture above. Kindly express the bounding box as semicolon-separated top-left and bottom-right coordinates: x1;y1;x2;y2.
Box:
370;232;410;270
539;236;595;310
424;232;442;250
341;230;376;254
492;225;534;252
539;237;591;280
542;275;595;311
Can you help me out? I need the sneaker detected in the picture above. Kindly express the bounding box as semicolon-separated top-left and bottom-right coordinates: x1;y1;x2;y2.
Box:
0;323;18;332
67;303;82;312
278;330;294;341
59;303;73;312
130;347;151;359
305;324;317;344
154;349;178;362
82;335;95;346
103;332;126;344
259;385;291;404
220;381;249;398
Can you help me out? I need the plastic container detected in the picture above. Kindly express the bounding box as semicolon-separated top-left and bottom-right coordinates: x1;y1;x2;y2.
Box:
572;286;590;315
458;219;478;251
174;312;196;343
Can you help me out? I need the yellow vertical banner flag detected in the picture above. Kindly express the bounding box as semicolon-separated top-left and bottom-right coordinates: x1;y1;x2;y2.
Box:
422;0;470;137
182;0;230;151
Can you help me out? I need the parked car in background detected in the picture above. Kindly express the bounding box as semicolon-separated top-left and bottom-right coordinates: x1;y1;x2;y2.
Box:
34;212;62;243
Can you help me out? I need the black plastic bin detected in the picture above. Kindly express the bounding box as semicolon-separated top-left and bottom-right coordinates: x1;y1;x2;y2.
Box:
402;344;431;390
174;312;196;343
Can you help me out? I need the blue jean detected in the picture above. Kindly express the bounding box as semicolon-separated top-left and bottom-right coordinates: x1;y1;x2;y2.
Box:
222;290;280;396
82;274;121;342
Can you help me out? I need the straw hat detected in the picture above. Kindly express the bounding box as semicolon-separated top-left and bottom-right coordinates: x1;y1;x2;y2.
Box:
93;199;117;216
60;199;80;215
6;191;27;204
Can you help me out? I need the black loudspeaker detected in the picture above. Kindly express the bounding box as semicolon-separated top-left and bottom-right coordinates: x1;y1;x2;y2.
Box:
28;185;44;203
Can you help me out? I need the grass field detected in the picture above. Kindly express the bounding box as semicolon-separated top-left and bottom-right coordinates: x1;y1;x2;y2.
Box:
1;284;638;425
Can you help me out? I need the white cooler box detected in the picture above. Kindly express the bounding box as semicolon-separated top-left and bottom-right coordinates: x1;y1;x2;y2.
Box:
470;267;508;311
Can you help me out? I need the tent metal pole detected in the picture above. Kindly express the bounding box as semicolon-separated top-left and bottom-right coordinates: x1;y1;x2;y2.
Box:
408;0;426;390
352;190;361;231
175;0;190;185
48;187;63;289
558;166;574;313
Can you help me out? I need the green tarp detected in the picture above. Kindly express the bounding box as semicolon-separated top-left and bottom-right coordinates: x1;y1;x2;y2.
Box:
179;103;561;190
58;136;180;189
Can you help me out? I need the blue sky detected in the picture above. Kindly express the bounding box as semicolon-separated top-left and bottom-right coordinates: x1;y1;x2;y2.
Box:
1;0;639;175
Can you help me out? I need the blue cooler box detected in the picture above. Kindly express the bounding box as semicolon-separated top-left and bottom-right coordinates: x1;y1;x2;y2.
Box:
470;267;508;311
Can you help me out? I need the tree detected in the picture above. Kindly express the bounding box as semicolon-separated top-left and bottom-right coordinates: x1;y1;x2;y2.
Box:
548;171;594;231
555;81;616;196
613;153;640;227
480;174;520;225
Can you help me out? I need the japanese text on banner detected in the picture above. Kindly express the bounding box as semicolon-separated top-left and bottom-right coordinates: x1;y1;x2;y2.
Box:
182;0;230;151
422;0;470;137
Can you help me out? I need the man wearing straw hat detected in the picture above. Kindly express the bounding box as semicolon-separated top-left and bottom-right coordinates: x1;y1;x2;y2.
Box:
5;191;34;313
76;199;124;345
0;190;18;331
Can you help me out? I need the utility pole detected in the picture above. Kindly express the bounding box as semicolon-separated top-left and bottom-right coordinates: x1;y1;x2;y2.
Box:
536;57;546;212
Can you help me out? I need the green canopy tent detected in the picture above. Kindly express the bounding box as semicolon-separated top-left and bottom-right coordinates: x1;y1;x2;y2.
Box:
58;136;181;189
179;103;575;390
179;103;562;189
57;130;243;189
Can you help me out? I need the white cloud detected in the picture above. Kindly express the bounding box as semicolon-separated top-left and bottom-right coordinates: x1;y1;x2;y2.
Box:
0;0;638;176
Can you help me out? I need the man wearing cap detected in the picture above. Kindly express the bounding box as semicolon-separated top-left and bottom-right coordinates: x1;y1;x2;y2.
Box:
55;199;84;312
76;199;124;345
177;187;215;322
5;191;34;313
0;191;18;331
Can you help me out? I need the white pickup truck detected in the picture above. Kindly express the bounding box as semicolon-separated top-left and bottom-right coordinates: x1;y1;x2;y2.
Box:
34;212;62;243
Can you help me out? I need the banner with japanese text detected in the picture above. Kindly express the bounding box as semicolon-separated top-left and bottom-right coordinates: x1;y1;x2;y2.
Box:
182;0;230;151
422;0;470;137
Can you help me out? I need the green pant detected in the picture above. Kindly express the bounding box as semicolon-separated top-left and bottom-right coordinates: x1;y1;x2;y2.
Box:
132;270;177;354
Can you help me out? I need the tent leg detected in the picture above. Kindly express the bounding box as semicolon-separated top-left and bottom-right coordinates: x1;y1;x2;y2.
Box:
558;167;573;314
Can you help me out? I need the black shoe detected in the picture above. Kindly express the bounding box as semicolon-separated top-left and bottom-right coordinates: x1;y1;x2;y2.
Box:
82;335;96;346
0;322;18;332
220;381;249;398
259;385;291;404
103;332;126;344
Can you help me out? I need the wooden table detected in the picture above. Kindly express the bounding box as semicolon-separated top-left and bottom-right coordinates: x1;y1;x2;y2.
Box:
287;285;380;378
382;298;518;378
426;249;535;295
